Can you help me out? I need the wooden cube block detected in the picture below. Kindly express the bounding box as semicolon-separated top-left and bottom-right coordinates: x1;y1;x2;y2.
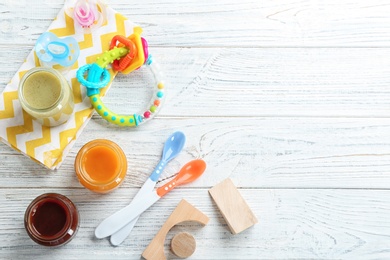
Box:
209;178;258;234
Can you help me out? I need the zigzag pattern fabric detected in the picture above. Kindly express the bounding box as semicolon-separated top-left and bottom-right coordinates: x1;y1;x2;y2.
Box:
0;1;136;169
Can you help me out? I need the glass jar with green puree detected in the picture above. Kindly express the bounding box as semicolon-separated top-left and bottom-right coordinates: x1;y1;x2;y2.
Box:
18;67;74;127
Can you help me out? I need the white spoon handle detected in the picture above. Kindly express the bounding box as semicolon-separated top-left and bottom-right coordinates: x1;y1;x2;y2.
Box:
95;191;160;239
109;178;156;246
110;215;138;246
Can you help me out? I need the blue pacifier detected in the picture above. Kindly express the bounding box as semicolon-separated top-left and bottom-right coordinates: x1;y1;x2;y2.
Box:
35;32;80;67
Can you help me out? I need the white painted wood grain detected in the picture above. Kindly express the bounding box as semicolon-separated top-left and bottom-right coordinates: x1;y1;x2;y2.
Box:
1;0;390;259
2;0;390;47
2;46;390;117
1;117;390;189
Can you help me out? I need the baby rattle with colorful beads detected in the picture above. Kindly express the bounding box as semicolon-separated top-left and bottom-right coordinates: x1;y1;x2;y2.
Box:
76;27;165;127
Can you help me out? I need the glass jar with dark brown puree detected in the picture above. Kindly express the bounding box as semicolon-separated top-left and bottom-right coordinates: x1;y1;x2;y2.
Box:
24;193;79;247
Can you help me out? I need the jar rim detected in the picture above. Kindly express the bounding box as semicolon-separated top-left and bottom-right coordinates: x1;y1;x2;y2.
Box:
18;67;65;112
75;139;128;193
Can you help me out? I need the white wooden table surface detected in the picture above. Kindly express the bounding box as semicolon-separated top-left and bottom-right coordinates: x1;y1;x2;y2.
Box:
1;0;390;259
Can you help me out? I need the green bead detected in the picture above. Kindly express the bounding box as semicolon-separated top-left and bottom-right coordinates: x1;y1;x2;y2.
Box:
150;106;157;113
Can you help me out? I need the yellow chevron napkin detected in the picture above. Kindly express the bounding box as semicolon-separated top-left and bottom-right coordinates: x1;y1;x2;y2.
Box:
0;0;137;169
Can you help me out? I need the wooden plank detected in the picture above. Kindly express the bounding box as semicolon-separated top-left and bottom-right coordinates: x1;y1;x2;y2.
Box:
2;47;390;117
0;188;390;259
99;47;390;117
1;117;390;189
1;0;390;47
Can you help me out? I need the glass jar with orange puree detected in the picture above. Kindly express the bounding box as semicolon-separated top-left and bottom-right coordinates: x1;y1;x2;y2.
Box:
75;139;127;193
18;67;74;127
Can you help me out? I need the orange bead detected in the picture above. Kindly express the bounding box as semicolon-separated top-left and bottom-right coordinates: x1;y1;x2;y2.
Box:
154;100;160;106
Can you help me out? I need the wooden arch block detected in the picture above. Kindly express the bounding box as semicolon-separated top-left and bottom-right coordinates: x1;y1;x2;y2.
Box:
142;199;209;260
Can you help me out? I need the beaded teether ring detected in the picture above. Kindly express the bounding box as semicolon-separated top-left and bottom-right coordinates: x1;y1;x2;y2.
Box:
76;27;165;127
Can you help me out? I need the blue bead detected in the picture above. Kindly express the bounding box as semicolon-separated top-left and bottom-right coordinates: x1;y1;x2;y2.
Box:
146;55;153;65
157;91;164;98
103;111;108;116
111;116;116;121
120;118;125;123
97;105;102;110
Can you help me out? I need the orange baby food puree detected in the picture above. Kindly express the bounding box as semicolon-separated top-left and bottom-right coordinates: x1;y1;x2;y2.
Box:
75;139;127;193
83;146;119;183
